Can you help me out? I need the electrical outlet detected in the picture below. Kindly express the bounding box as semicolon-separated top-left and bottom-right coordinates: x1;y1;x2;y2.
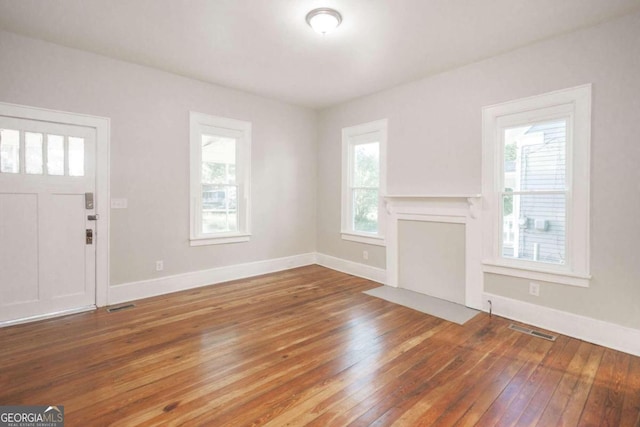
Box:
363;250;368;260
156;260;164;271
529;282;540;296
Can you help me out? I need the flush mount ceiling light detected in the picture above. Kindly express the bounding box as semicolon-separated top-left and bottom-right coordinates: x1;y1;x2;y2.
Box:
306;8;342;35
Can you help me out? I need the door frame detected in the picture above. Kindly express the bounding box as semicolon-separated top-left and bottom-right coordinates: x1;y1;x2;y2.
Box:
0;101;110;308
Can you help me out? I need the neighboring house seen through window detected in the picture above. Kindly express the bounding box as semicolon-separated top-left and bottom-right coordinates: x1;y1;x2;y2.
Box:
482;85;591;287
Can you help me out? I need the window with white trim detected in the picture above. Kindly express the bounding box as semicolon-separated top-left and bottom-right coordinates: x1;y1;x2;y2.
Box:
341;119;387;246
482;85;591;287
190;112;251;246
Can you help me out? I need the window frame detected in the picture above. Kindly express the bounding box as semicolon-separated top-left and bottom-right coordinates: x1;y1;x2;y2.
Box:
341;119;387;246
481;85;591;287
189;111;251;246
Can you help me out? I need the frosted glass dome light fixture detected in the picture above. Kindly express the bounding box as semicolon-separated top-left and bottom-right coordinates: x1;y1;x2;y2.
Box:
306;8;342;35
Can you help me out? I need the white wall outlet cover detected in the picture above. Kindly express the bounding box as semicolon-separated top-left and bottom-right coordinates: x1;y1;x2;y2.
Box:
111;198;128;209
529;282;540;296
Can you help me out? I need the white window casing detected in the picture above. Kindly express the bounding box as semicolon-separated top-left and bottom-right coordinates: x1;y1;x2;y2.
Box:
190;112;251;246
481;85;591;287
341;119;387;246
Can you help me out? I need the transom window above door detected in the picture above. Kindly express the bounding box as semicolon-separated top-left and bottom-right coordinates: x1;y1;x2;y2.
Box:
1;127;85;177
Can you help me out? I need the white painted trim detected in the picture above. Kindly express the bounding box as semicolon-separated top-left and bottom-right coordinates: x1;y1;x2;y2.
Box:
481;85;591;284
0;305;95;328
341;232;385;246
383;195;483;310
0;101;110;308
483;262;590;287
108;253;316;305
483;292;640;357
385;194;482;199
341;119;388;242
315;253;386;284
190;234;251;246
189;111;251;244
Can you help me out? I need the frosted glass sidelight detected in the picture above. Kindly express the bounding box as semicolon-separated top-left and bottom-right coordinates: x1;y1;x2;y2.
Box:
0;128;20;173
47;134;64;176
25;132;44;174
68;137;84;176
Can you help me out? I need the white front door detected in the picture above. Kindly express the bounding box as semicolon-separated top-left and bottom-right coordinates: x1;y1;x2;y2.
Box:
0;116;97;323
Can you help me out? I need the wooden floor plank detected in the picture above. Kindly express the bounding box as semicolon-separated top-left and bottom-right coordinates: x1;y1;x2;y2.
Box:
319;315;494;426
535;340;594;426
261;320;452;426
512;337;581;426
384;325;527;427
578;348;631;426
0;265;638;427
620;354;640;427
436;333;550;426
355;317;522;426
556;344;605;426
471;332;554;426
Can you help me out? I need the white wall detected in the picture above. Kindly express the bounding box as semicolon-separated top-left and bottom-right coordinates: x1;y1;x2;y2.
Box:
317;12;640;330
1;11;639;333
0;31;317;287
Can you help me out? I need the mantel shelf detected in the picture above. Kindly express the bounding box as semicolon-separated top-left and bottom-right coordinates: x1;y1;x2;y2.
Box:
383;194;482;219
384;194;482;199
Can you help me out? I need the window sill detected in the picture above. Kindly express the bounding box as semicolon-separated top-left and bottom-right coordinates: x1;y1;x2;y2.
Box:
482;261;590;287
190;234;251;246
341;232;385;247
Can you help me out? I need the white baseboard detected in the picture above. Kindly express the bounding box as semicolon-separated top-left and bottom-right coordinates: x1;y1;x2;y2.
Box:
483;292;640;357
315;253;387;284
108;254;640;357
0;306;95;328
108;253;317;305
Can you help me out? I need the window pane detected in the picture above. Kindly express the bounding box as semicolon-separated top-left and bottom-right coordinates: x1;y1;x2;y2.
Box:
352;188;378;233
68;137;84;176
202;185;238;233
25;132;44;174
503;119;566;192
202;135;236;184
502;193;565;265
353;142;379;187
47;134;64;175
0;128;20;173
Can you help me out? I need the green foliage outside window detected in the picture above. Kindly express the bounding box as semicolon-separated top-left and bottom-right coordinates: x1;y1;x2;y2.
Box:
353;144;379;233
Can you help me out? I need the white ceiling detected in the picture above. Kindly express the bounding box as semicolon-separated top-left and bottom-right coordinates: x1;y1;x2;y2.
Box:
0;0;639;109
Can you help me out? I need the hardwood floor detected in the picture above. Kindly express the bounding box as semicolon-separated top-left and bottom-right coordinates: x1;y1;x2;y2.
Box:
1;265;639;426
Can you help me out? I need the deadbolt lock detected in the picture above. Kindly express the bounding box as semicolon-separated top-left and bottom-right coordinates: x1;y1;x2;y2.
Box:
85;192;94;210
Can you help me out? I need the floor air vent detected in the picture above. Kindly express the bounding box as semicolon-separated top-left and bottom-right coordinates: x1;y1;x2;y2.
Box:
508;323;557;341
107;303;136;313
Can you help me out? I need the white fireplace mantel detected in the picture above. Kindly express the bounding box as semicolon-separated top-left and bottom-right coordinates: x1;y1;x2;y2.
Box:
384;194;483;309
384;194;482;217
